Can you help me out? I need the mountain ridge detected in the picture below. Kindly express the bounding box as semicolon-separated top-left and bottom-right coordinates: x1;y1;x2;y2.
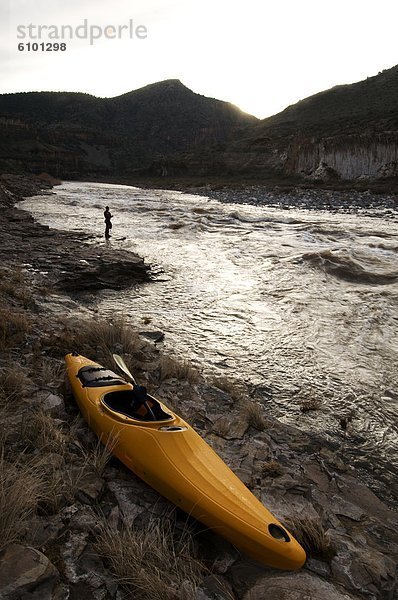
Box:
1;67;398;184
0;79;256;178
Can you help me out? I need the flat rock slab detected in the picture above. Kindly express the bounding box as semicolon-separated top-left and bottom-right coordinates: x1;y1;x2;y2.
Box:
243;572;359;600
0;543;60;600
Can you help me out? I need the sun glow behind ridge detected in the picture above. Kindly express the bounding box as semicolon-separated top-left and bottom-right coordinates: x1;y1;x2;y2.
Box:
1;0;398;118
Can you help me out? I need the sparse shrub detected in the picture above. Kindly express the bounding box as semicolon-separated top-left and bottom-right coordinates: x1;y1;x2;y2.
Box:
159;355;199;383
286;515;336;561
300;397;322;412
95;518;206;600
241;399;266;431
261;459;283;478
142;316;152;325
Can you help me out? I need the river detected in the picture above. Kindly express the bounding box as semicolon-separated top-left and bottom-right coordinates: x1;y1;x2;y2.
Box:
21;181;398;501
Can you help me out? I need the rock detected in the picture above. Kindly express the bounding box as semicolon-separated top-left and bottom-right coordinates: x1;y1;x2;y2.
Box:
75;472;104;504
139;330;165;343
23;514;64;549
196;575;235;600
330;532;397;598
69;507;101;533
309;161;340;182
107;506;120;531
62;532;89;584
214;415;249;440
330;495;365;522
243;572;357;600
57;248;149;292
333;474;396;525
0;543;61;599
106;478;166;526
62;535;116;598
39;393;66;417
306;557;332;578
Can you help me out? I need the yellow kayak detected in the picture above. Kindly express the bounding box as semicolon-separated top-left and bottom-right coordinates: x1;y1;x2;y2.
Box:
65;352;306;570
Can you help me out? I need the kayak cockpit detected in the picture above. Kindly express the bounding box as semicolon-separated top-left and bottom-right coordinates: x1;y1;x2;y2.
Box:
102;389;174;422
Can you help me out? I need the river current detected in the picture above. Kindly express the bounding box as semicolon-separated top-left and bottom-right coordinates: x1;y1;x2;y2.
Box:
21;181;398;500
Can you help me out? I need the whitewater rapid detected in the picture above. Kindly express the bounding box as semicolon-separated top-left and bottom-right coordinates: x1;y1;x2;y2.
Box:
22;181;398;499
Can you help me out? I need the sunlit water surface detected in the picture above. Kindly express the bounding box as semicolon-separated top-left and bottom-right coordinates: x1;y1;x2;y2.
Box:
22;182;398;499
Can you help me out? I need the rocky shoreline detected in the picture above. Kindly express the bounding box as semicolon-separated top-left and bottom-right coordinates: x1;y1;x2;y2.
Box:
92;175;398;218
187;185;398;219
0;174;151;296
0;175;397;599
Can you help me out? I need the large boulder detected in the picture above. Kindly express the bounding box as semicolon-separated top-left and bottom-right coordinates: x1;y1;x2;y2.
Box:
0;544;61;599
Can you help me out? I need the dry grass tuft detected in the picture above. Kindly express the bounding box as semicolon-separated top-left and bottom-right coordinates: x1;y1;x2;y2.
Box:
75;436;115;478
95;518;205;600
211;376;245;402
0;309;31;350
80;319;141;355
24;411;67;455
37;357;64;388
261;459;283;478
0;452;43;550
44;317;141;361
0;269;33;309
0;366;31;405
159;355;199;384
286;515;336;561
241;400;266;431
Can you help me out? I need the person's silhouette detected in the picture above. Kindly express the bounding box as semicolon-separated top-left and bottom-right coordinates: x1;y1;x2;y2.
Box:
104;206;112;238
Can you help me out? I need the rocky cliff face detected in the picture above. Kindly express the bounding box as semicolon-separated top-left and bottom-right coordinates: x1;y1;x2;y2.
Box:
290;134;398;179
222;66;398;182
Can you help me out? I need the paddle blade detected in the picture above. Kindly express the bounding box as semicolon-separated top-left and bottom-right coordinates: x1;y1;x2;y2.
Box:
113;353;136;384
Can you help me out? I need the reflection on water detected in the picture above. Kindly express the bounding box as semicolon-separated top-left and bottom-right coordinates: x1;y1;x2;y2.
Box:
22;181;398;499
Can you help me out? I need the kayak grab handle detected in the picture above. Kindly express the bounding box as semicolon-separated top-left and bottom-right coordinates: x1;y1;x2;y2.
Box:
268;524;290;542
158;426;187;432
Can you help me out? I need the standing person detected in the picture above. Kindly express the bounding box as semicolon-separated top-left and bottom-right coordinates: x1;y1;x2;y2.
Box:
104;206;112;239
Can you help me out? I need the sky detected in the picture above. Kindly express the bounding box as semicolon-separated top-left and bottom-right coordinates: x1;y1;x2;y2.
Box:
1;0;398;119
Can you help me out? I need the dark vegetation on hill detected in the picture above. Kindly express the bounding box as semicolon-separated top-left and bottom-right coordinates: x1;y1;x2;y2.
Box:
0;80;255;179
255;66;398;136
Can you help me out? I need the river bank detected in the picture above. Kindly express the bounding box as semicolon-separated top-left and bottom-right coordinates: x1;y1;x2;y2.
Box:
0;175;397;599
88;175;398;216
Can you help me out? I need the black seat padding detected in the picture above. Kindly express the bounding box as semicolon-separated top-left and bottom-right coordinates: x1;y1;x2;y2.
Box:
78;366;126;388
103;389;173;422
